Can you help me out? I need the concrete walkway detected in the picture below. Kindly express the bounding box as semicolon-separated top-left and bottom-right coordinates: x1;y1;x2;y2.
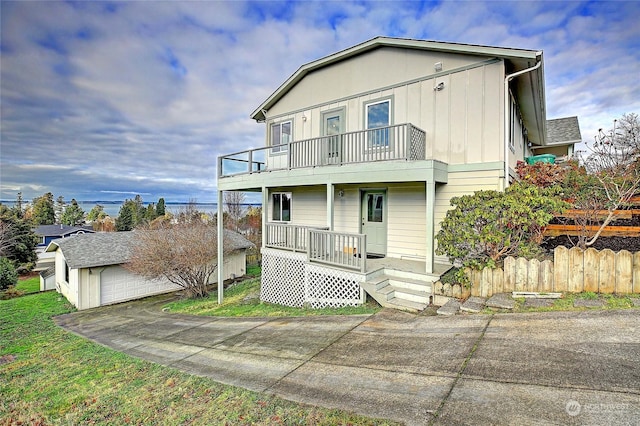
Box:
55;297;640;425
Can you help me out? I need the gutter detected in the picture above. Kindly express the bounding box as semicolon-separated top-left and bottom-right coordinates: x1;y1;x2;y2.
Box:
504;53;542;187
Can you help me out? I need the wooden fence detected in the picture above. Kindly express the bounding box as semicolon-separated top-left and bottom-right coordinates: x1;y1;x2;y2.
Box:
434;246;640;299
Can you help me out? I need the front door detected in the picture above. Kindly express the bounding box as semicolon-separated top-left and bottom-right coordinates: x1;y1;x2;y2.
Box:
361;190;387;256
322;109;344;164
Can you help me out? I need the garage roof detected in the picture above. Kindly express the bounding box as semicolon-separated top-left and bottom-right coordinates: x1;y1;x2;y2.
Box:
46;230;254;269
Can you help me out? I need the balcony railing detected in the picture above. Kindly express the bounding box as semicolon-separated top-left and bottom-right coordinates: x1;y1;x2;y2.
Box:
219;123;426;178
265;223;366;272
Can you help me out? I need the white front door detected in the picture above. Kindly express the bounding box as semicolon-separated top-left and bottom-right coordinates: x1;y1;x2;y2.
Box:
361;190;387;256
322;109;344;164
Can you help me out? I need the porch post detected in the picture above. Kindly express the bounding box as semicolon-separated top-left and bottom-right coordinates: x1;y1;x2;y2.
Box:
262;187;268;248
217;189;224;304
326;183;334;231
425;181;436;274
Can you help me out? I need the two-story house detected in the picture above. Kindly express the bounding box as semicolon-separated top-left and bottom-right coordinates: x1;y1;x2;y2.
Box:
215;37;581;311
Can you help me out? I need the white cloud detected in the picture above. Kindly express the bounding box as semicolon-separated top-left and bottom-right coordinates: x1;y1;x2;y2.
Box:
2;0;639;202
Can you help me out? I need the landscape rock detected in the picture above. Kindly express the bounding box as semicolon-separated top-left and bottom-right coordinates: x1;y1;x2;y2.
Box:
437;299;461;316
486;293;515;310
633;298;640;307
524;298;554;308
574;299;605;308
460;296;486;313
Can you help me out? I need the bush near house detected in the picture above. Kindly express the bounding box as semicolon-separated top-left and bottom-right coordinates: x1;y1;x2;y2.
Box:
435;183;568;283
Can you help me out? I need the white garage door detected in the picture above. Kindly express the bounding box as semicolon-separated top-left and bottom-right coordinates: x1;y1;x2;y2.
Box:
100;265;180;305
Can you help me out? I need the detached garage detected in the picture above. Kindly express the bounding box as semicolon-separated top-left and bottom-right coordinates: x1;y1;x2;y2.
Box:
46;230;253;310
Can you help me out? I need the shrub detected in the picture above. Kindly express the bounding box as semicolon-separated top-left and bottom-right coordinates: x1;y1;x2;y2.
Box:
435;183;568;283
0;257;18;291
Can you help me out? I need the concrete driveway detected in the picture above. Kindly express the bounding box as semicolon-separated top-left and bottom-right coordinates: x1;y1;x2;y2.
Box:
55;296;640;425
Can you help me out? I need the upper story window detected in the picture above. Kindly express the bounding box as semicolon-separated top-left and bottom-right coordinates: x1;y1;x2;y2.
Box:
365;98;392;147
271;120;292;153
272;192;291;222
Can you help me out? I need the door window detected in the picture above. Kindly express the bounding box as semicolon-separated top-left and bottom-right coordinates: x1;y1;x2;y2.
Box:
367;193;384;222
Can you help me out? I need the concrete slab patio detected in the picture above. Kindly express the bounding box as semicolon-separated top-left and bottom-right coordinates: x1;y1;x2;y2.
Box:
55;297;640;425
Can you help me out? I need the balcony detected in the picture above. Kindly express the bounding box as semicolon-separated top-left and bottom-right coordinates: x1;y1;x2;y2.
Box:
219;123;426;178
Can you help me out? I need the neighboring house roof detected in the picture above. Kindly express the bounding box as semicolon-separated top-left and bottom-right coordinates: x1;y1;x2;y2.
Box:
45;230;254;270
40;266;56;279
251;36;546;145
34;224;94;238
545;116;582;146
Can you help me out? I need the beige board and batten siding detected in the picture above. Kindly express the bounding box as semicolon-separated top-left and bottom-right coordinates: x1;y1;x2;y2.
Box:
264;46;505;167
267;186;327;227
387;183;427;260
433;167;504;263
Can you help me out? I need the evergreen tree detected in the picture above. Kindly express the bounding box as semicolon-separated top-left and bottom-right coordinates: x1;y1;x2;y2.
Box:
156;198;166;217
145;203;157;222
86;205;106;222
14;192;24;218
55;195;66;224
60;199;85;226
31;192;55;225
115;201;135;231
0;204;38;269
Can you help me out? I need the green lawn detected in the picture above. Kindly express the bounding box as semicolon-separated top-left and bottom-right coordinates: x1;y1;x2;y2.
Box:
482;291;639;314
165;277;381;317
0;291;396;425
15;276;40;294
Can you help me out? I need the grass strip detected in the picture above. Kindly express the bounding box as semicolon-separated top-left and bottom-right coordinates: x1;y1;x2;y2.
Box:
165;278;381;317
0;290;396;425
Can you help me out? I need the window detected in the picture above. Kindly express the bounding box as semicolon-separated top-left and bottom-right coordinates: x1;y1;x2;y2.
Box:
365;99;391;147
367;193;384;222
272;192;291;222
65;261;70;283
271;121;292;153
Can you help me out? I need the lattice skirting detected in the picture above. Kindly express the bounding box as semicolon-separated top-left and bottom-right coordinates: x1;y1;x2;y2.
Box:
260;248;365;308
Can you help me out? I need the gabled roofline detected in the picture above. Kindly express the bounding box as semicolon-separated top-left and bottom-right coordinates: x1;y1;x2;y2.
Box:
251;36;541;121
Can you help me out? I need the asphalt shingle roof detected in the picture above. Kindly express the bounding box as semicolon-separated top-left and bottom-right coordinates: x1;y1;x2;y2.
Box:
48;230;254;270
34;224;94;237
546;116;582;145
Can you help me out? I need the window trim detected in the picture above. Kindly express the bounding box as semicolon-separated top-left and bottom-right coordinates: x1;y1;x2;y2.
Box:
270;120;293;155
271;192;292;222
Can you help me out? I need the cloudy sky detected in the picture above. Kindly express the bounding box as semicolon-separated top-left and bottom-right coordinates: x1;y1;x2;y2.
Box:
1;1;639;204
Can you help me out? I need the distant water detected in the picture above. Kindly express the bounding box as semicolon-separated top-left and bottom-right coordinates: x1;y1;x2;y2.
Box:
80;202;222;218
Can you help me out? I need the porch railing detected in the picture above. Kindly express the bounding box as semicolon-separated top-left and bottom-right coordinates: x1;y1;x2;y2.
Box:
265;223;329;252
219;123;426;177
308;229;367;273
264;223;367;272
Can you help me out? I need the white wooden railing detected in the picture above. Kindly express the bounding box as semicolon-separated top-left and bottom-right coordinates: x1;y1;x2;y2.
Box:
308;229;367;273
219;123;426;177
265;223;329;252
264;224;367;272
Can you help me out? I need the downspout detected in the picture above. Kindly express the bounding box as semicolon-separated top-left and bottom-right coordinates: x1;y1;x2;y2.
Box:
504;53;542;188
